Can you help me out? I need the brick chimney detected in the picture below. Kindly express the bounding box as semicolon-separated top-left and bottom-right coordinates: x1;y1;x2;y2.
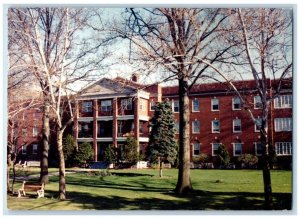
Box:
131;73;139;83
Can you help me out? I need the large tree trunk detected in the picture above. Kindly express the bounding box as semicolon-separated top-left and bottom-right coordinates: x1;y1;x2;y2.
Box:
40;98;50;184
175;77;193;193
260;119;273;210
57;129;66;200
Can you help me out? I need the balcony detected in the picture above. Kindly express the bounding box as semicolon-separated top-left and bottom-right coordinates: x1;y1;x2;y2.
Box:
78;121;93;138
117;120;134;137
98;121;113;138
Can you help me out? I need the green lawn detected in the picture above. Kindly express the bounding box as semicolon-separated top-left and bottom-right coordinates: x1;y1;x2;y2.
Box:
6;169;292;211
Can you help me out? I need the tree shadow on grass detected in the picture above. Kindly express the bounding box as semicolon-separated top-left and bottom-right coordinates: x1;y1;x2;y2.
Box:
43;189;291;211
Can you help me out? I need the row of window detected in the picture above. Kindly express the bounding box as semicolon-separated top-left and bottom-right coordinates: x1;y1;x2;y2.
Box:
21;127;39;137
82;98;148;113
21;144;38;155
181;117;292;134
192;142;292;157
167;95;292;113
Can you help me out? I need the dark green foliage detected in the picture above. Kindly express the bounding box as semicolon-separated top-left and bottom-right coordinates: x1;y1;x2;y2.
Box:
74;142;93;165
63;134;76;166
103;145;117;165
192;153;210;168
216;144;230;168
239;154;259;169
147;101;177;165
122;137;139;164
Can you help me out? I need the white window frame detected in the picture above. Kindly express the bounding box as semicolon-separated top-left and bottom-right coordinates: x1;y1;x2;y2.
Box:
193;143;201;156
233;118;242;133
150;100;156;111
232;97;241;110
274;95;292;109
101;100;112;112
82;101;93;113
33;127;38;137
274;118;292;132
192;99;200;112
192;120;200;133
121;98;132;110
254;142;262;156
21;145;27;155
254;95;262;109
212;119;220;133
212;143;220;156
211;98;219;111
139;99;146;111
255;117;262;132
32;144;38;155
233;143;243;156
172;100;179;113
275;142;292;156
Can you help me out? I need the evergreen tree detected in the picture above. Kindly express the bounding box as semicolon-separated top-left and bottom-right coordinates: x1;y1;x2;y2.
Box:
103;145;117;165
147;100;177;176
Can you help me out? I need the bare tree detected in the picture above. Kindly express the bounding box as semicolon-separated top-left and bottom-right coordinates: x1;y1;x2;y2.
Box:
111;8;236;193
8;7;111;199
194;8;292;209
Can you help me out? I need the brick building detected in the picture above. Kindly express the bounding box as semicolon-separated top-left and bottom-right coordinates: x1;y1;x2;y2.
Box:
74;76;292;166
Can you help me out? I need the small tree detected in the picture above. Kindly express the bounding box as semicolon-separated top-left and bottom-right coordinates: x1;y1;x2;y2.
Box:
63;134;76;167
122;137;139;165
103;145;117;167
147;101;177;177
74;142;93;166
216;144;230;168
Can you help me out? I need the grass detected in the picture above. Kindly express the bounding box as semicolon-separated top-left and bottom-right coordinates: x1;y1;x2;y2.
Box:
6;168;292;211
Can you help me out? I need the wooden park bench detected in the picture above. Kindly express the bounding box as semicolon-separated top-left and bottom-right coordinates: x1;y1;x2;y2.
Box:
18;181;45;198
26;161;40;167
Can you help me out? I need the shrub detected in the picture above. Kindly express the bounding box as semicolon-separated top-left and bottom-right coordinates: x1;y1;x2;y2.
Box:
240;154;259;169
74;142;93;166
103;145;117;165
216;144;230;168
192;153;209;168
63;134;76;167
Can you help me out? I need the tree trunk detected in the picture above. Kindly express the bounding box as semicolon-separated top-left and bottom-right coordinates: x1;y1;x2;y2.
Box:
57;129;66;200
159;159;163;178
260;119;273;209
40;98;50;184
175;77;193;193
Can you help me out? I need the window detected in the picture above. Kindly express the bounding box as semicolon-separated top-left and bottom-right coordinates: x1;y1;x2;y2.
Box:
255;117;262;132
175;121;179;134
33;112;39;120
274;95;292;109
254;142;262;156
192;99;200;112
22;128;27;137
232;97;241;110
212;120;220;133
150;100;156;111
212;143;220;156
192;120;200;133
33;127;38;137
21;145;27;155
254;95;262;109
32;144;38;155
275;142;292;155
274;118;292;132
233;143;242;156
233;119;242;133
139;99;146;111
211;98;219;111
193;143;200;156
82;101;92;112
139;122;144;133
173;100;179;112
101;100;112;112
121;98;132;110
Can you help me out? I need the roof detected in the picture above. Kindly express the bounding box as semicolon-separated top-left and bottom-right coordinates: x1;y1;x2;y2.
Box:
162;78;292;96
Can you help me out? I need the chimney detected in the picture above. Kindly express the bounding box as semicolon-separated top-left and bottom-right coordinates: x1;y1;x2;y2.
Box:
131;73;139;83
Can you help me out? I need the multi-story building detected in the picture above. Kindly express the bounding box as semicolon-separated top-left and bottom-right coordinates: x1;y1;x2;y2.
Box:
75;75;292;167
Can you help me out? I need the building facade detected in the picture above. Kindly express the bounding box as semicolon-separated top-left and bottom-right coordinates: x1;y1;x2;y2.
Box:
75;76;292;166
